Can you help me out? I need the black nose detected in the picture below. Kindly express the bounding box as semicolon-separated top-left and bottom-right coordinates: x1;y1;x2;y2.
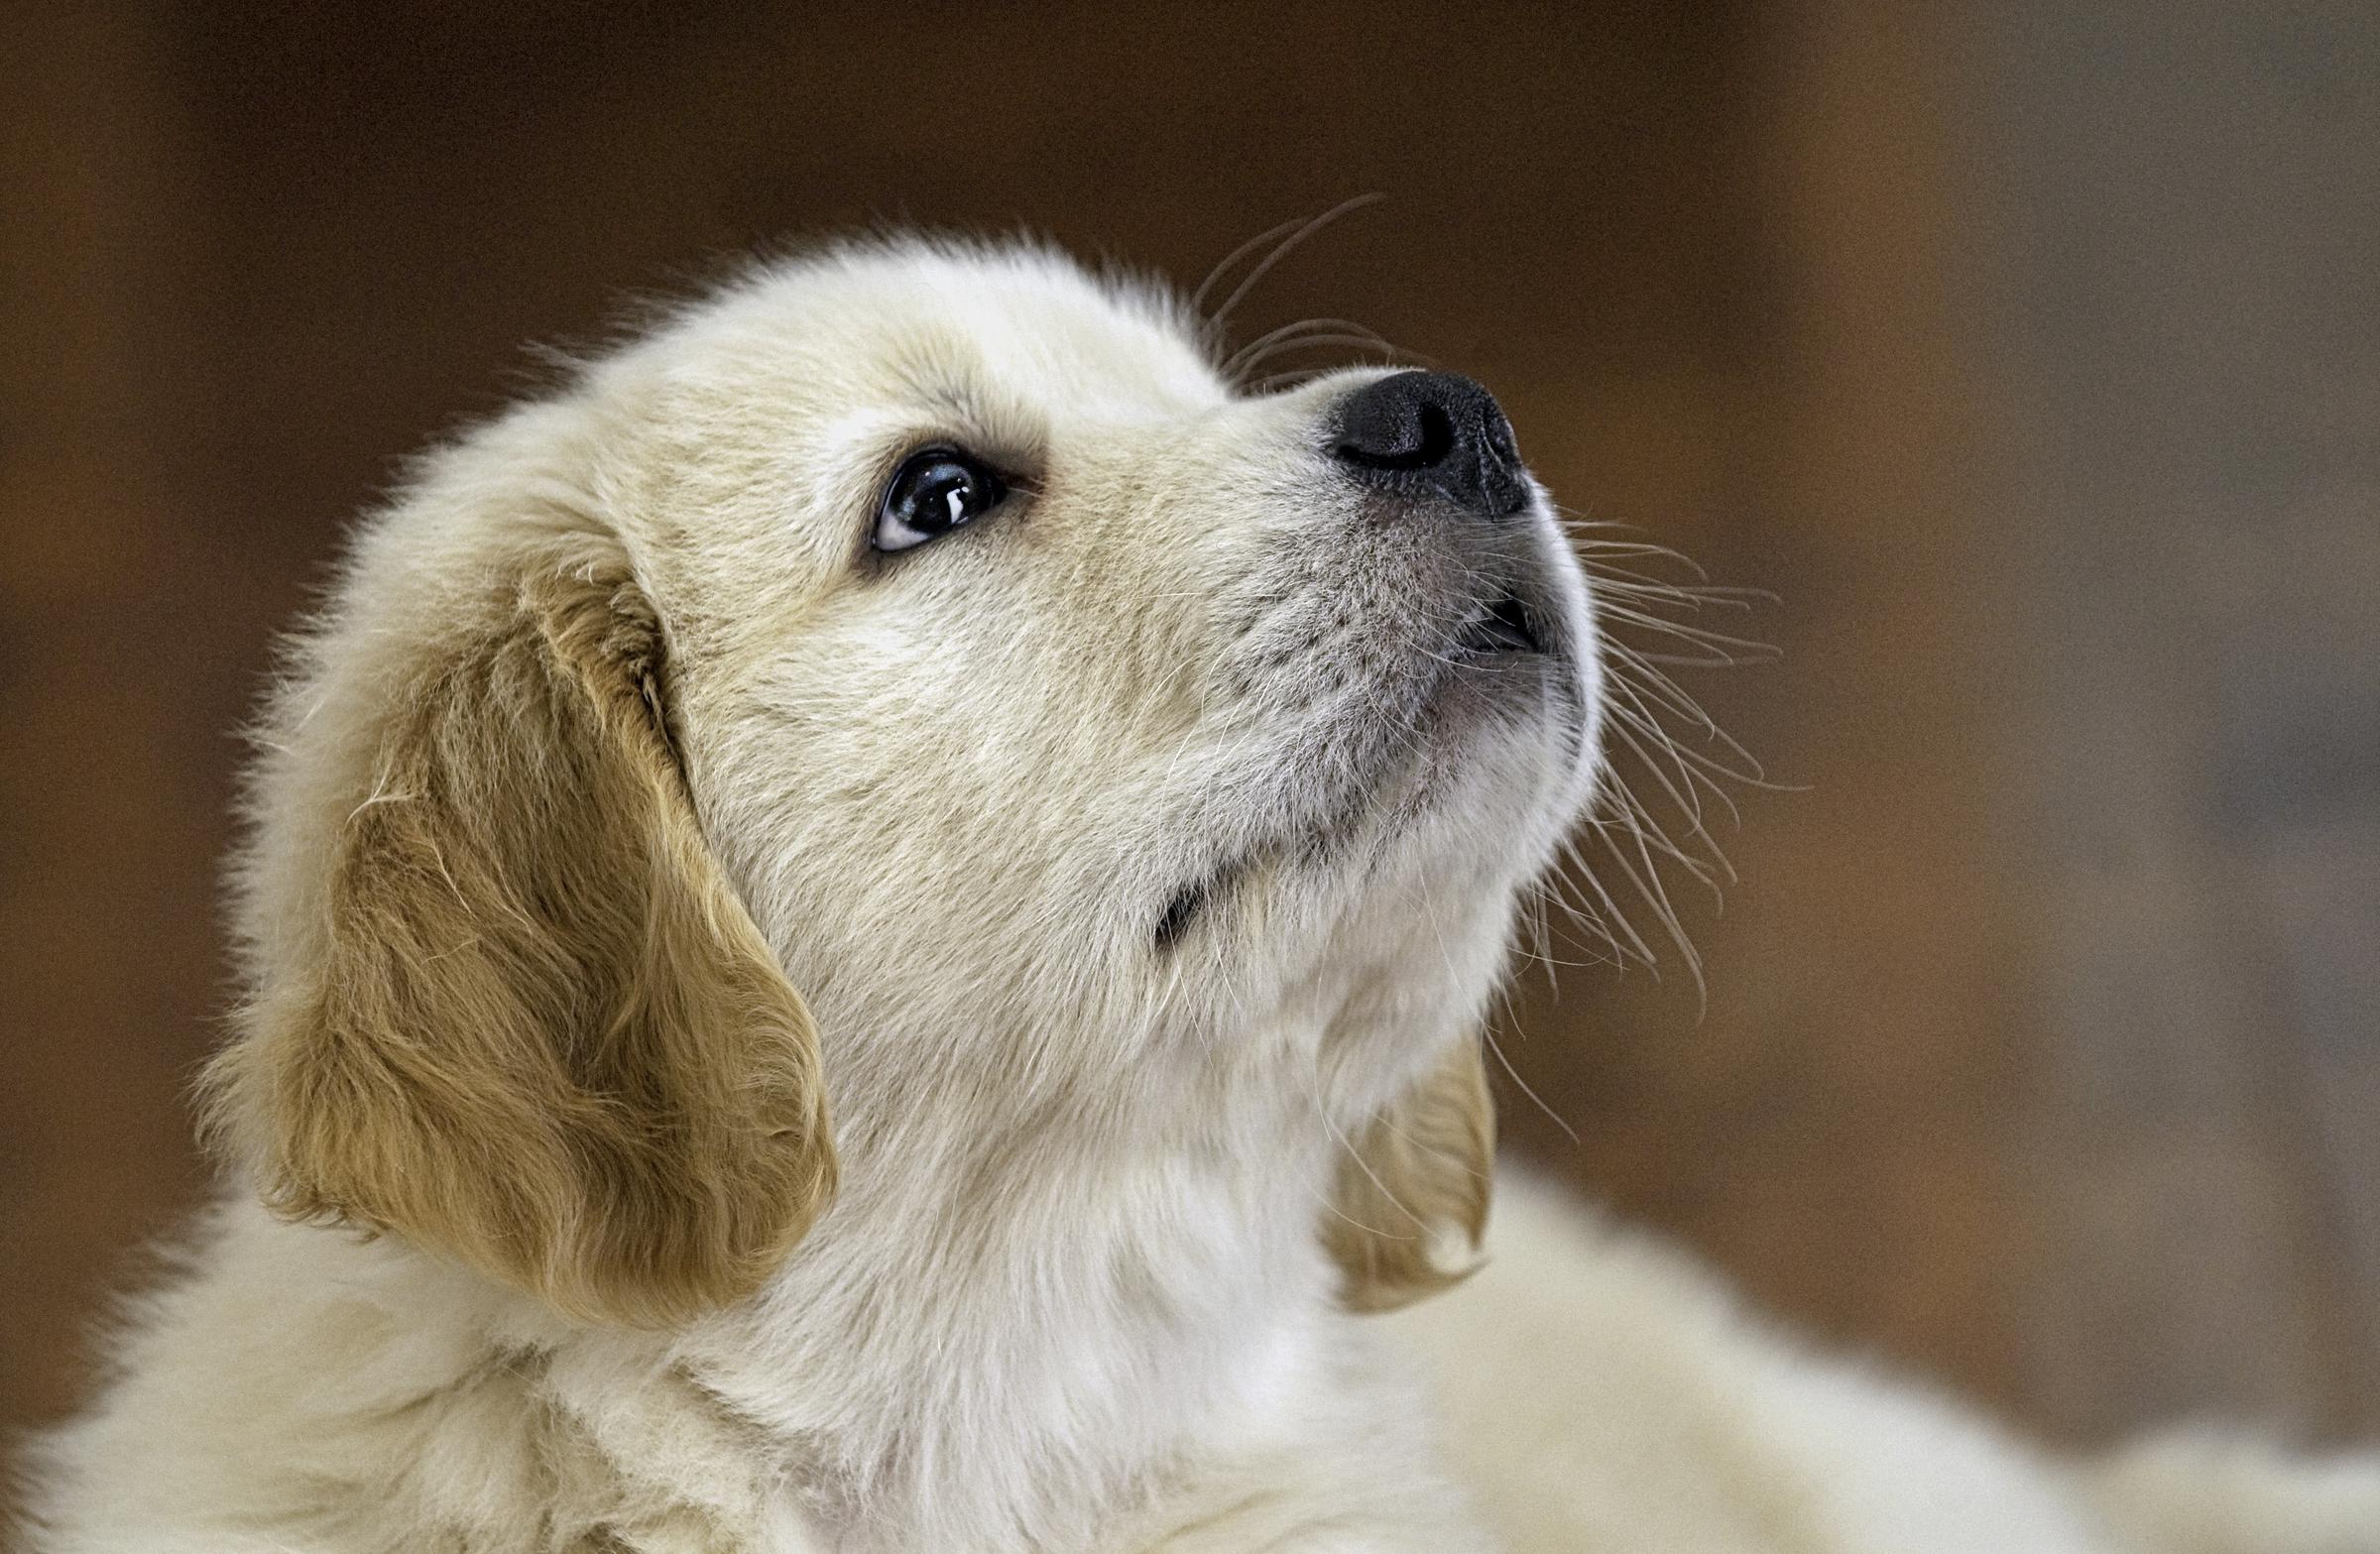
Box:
1327;371;1527;519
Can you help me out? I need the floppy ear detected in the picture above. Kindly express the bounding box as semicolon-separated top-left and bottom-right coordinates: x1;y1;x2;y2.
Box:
1323;1034;1494;1313
201;559;835;1327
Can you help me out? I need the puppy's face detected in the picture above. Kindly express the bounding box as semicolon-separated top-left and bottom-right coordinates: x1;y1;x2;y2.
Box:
617;248;1601;1080
210;243;1604;1326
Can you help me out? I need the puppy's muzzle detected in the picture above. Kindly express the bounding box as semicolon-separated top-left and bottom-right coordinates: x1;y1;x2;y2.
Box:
1327;370;1528;520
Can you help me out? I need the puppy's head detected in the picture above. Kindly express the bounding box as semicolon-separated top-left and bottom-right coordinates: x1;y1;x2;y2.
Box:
202;241;1603;1326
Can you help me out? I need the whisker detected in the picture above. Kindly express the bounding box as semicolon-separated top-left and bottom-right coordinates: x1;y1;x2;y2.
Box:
1190;213;1313;319
1222;317;1399;383
1203;193;1385;343
1536;519;1780;1004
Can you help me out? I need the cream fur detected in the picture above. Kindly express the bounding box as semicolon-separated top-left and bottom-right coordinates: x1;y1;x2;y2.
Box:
20;240;2379;1553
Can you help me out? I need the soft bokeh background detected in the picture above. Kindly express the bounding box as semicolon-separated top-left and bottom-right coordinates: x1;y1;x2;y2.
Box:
7;0;2376;1465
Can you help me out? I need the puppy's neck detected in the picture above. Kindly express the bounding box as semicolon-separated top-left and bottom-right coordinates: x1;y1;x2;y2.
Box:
679;1009;1358;1552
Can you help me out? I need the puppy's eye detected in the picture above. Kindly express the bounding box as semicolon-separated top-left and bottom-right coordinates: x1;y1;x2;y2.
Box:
875;447;1007;553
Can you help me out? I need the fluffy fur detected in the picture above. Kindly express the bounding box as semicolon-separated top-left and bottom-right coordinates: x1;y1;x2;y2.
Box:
20;240;2379;1552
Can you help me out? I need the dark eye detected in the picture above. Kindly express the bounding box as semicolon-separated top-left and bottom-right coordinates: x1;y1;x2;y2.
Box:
874;447;1007;553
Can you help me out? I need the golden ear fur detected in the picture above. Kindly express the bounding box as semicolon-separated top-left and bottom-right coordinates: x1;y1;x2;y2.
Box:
1324;1035;1494;1313
201;561;835;1327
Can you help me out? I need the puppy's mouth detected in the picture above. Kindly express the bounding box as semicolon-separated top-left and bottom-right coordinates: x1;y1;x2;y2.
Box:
1452;591;1546;657
1153;873;1224;951
1150;787;1371;954
1151;816;1351;953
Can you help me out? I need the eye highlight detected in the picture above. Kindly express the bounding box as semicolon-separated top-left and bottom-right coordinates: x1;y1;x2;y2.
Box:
874;446;1008;553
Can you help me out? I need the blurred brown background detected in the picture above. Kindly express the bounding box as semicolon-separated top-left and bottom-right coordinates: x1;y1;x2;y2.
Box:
7;0;2377;1467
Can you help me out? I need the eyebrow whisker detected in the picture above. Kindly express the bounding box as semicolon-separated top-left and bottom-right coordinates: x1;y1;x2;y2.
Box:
1201;193;1387;349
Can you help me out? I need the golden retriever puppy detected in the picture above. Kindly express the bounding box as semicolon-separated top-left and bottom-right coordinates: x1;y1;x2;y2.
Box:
21;240;2379;1553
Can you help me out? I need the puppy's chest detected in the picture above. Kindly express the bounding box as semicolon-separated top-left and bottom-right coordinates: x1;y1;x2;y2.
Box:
672;1260;1339;1551
757;1297;1325;1551
624;1150;1358;1550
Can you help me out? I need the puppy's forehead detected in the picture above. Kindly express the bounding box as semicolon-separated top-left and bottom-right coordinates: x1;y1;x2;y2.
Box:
682;246;1226;423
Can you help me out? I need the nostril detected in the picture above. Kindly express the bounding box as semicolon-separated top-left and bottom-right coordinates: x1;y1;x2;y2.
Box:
1410;402;1457;468
1334;400;1456;473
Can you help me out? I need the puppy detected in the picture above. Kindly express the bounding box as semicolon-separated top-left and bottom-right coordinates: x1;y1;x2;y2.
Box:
21;240;2379;1553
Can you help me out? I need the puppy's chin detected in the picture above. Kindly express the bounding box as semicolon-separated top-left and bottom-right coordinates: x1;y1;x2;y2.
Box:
1158;646;1589;971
